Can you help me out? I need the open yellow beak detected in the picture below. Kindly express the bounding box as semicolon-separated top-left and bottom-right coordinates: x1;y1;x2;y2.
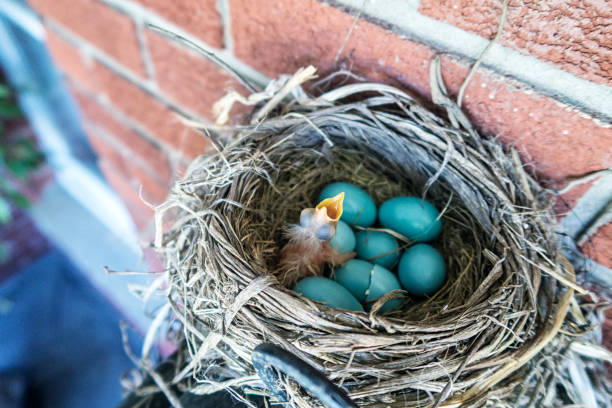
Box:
315;192;344;222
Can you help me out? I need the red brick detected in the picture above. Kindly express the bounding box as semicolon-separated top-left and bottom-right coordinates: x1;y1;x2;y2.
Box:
98;160;155;231
230;0;433;93
85;126;131;176
96;64;210;158
45;30;102;92
85;127;169;204
70;86;172;185
437;57;612;184
45;29;212;161
142;247;165;273
128;164;169;204
134;0;224;48
94;64;213;159
230;0;612;183
419;0;611;85
175;162;189;180
145;30;251;123
30;0;146;77
553;177;600;217
580;222;612;269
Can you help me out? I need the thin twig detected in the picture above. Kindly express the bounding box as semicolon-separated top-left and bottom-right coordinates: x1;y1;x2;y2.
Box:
147;24;259;93
334;0;367;66
457;0;509;107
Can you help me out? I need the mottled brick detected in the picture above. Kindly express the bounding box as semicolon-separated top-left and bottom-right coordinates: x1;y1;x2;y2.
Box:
30;0;146;77
135;0;224;48
85;127;169;205
419;0;612;85
231;0;433;94
438;56;612;184
85;125;131;177
230;0;612;183
555;183;597;220
45;31;212;160
98;160;155;231
70;86;172;186
128;163;169;204
580;222;612;269
45;30;102;92
93;64;211;159
145;29;251;123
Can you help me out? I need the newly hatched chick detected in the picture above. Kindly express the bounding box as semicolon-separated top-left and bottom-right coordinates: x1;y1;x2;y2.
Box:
277;192;355;286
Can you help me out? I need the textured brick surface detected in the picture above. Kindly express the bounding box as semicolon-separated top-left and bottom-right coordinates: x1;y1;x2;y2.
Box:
93;62;212;159
85;126;130;177
581;222;612;268
30;0;145;77
45;30;102;92
135;0;224;48
85;128;168;205
231;0;433;94
128;163;169;204
89;62;213;159
46;30;211;160
438;57;612;184
230;0;612;183
146;30;251;123
38;0;612;261
419;0;612;85
98;160;155;230
71;86;171;186
553;178;598;217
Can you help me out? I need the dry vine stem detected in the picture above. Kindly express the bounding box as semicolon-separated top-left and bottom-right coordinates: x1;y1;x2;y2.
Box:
142;64;596;407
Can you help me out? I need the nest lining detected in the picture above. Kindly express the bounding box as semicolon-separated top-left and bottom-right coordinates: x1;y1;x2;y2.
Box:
151;77;578;407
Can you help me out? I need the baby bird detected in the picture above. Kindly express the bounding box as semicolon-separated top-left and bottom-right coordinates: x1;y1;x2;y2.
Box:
277;192;355;286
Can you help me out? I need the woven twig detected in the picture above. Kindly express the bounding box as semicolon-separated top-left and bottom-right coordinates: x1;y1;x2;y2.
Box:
138;66;608;407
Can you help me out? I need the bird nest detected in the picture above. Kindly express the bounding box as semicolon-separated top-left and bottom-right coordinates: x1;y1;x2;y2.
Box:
142;65;587;407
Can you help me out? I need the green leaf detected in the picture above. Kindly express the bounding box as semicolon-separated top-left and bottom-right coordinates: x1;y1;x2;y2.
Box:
0;179;10;193
7;160;28;179
0;84;11;99
0;99;21;118
13;140;42;162
0;242;8;264
0;197;11;224
8;192;29;209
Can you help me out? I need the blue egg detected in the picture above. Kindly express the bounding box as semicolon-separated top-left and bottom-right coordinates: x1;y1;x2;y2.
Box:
329;220;356;253
379;197;442;242
334;260;403;314
365;267;404;314
354;230;399;268
294;277;363;311
398;244;446;296
333;259;372;301
319;183;376;227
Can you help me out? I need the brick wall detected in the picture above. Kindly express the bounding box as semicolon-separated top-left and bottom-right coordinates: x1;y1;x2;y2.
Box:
28;0;612;270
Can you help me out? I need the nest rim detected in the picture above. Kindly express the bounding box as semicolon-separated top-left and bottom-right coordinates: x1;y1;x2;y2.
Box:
154;75;575;407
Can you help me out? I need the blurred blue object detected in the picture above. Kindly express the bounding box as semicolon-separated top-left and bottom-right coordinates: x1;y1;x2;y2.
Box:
0;0;141;251
0;249;141;408
0;0;98;173
0;3;158;406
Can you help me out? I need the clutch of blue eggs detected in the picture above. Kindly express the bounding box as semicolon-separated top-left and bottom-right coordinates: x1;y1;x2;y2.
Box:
293;182;446;314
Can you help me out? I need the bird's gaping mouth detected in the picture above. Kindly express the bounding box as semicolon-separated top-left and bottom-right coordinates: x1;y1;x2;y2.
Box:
316;192;344;222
